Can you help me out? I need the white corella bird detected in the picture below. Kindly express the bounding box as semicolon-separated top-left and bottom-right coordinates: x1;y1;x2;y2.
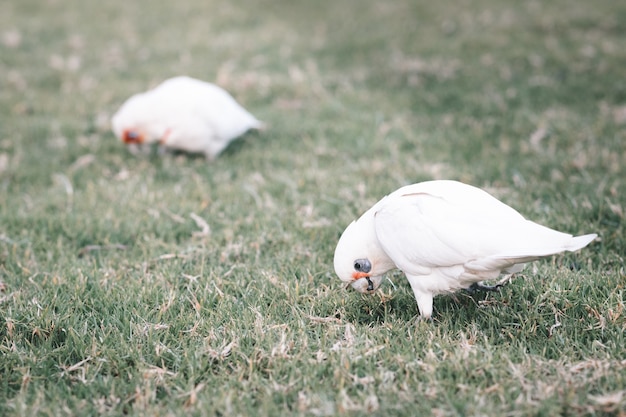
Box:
334;180;597;319
111;76;264;160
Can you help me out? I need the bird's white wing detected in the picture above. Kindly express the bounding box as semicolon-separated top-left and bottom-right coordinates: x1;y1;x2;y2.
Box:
152;76;262;141
373;183;578;276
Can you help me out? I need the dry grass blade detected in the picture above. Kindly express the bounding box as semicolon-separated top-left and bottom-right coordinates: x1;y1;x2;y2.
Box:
77;244;128;257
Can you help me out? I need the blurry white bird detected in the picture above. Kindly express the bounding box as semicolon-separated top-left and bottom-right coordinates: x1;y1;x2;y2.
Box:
333;180;597;319
111;76;264;160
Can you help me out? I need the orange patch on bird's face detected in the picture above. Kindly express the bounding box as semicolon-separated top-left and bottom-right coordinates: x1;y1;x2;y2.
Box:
122;129;144;144
351;271;370;280
159;128;172;145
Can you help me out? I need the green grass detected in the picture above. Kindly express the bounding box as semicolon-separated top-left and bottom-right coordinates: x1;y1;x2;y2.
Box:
1;0;625;415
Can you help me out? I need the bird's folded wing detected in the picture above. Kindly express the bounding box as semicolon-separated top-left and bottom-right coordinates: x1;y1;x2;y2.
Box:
373;190;575;276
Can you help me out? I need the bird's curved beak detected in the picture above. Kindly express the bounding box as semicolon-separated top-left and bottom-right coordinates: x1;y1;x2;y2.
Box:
348;275;383;294
344;276;374;291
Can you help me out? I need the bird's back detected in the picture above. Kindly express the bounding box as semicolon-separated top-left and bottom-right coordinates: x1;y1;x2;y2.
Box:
151;76;262;142
375;181;596;277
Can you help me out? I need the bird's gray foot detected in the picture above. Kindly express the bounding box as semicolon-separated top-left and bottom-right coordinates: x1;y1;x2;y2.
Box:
466;275;514;294
466;282;503;294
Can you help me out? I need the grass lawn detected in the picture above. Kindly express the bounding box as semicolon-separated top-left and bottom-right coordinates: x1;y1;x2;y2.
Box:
1;0;625;415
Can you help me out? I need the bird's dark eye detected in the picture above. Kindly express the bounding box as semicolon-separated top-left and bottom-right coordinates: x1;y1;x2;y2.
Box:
127;131;139;139
353;258;371;273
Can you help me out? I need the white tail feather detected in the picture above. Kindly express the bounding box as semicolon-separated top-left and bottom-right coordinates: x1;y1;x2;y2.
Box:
465;233;597;272
564;233;597;252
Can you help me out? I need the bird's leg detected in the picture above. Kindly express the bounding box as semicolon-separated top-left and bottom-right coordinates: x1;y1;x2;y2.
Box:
405;275;435;320
366;277;374;291
415;294;434;320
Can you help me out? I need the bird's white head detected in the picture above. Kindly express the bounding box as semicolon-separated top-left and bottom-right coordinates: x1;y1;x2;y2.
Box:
333;206;396;294
111;94;163;146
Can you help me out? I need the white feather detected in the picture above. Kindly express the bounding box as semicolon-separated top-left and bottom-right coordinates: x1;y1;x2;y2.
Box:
111;76;263;160
333;180;597;319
